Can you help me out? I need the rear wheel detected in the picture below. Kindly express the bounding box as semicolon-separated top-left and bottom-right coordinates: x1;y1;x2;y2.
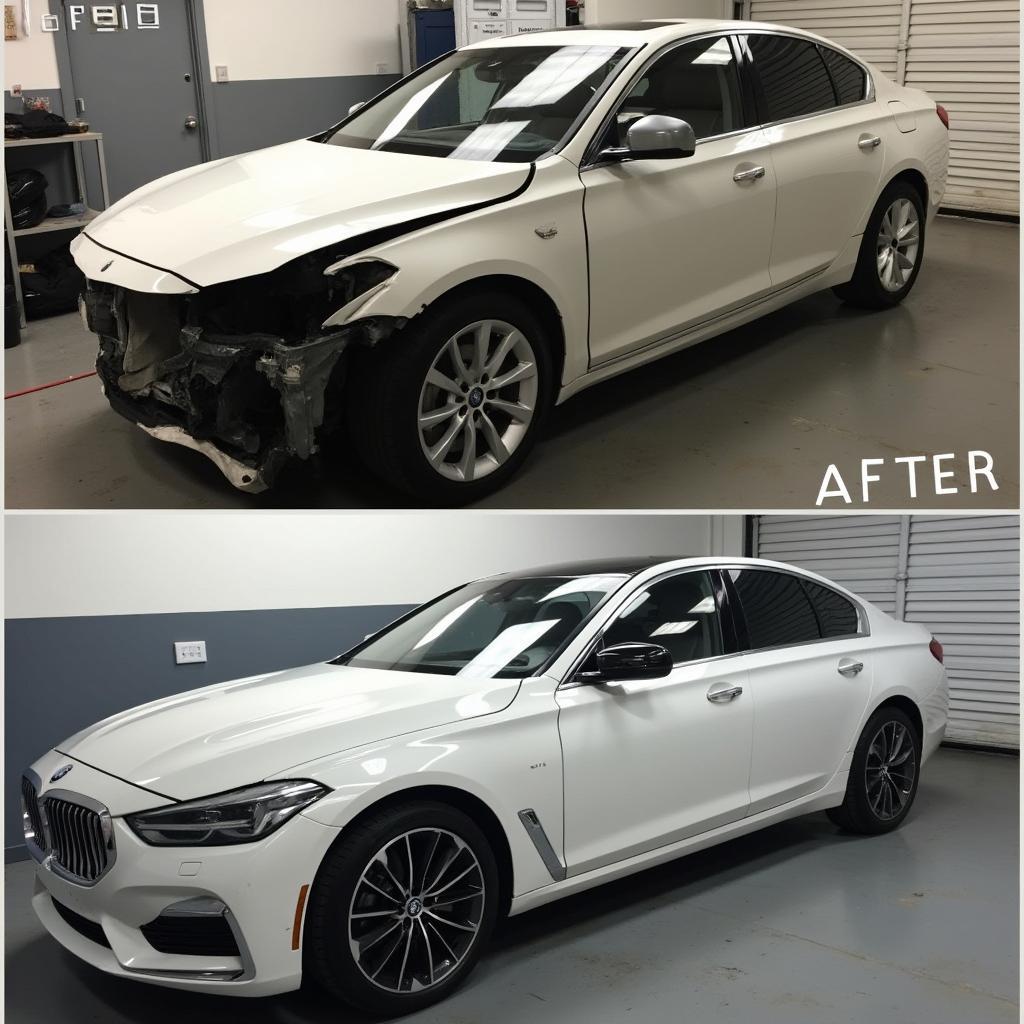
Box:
305;801;499;1017
827;706;921;834
833;181;925;309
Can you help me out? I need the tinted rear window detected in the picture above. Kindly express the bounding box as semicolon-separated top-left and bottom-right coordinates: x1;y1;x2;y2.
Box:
802;579;860;637
821;46;867;105
748;34;836;121
730;569;819;648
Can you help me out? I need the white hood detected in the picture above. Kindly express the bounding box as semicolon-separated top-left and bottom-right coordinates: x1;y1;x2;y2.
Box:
83;140;531;287
58;662;521;800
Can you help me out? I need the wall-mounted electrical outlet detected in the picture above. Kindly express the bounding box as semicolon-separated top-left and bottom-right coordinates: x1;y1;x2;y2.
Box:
11;83;21;97
376;62;389;74
174;641;207;665
215;65;229;82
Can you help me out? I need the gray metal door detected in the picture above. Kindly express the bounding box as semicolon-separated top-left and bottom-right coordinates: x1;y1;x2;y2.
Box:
60;1;205;202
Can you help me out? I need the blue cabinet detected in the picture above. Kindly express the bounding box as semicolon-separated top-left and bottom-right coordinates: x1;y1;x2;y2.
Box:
413;9;457;68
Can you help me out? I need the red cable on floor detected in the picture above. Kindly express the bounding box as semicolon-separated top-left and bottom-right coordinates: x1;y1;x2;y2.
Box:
4;370;98;400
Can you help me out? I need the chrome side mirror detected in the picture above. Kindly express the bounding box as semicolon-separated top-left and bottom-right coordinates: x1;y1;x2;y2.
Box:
627;114;697;159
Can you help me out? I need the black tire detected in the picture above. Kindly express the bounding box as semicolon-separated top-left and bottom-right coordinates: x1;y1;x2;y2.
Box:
832;180;926;309
827;706;921;835
346;290;555;504
305;801;500;1017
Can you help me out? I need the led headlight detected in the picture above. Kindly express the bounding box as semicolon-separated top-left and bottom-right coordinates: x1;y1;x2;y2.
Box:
126;780;328;847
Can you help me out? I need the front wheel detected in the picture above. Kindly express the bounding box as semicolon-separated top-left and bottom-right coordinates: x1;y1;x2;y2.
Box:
827;706;921;834
833;181;926;309
305;801;500;1017
347;291;554;503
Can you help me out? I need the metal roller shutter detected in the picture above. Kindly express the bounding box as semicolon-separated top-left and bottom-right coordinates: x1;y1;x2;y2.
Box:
752;515;904;614
904;516;1019;747
747;1;904;78
753;515;1020;749
745;0;1020;215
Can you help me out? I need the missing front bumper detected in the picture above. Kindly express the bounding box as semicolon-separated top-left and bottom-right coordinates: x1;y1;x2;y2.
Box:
83;284;402;490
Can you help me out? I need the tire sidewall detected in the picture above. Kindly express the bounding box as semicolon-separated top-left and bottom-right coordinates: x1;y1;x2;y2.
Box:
307;802;500;1016
389;293;555;503
847;707;922;833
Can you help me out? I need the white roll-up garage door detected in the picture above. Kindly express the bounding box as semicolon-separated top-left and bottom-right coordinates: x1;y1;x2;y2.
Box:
746;0;1020;215
753;515;1020;749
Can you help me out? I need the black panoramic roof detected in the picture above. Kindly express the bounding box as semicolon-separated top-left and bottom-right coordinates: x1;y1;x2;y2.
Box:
502;556;676;579
557;20;685;32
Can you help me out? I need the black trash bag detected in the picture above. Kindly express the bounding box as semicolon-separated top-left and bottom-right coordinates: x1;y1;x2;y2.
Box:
7;169;49;229
4;110;71;138
20;242;85;320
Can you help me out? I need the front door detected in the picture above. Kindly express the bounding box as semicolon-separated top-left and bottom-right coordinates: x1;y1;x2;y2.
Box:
556;569;752;876
61;1;206;201
582;34;776;367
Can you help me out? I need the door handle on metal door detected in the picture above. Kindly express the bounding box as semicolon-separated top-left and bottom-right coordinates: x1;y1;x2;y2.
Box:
707;684;743;703
184;115;199;131
837;659;865;678
733;165;766;183
858;134;881;150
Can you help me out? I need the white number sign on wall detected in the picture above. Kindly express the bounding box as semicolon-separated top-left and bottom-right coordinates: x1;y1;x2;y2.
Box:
63;3;159;32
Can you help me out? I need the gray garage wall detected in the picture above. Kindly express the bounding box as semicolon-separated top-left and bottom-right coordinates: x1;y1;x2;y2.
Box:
4;603;412;861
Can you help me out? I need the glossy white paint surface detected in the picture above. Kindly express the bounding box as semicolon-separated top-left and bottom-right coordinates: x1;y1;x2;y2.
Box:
27;557;947;997
71;20;949;401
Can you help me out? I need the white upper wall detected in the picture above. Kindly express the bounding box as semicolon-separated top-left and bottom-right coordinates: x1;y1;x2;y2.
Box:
201;0;402;82
2;3;60;91
584;0;733;21
5;514;745;619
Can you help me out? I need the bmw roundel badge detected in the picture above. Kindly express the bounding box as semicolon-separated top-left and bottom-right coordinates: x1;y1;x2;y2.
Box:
50;764;73;783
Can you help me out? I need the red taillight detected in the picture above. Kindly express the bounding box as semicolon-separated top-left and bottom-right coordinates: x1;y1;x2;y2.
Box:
936;104;950;130
929;637;944;664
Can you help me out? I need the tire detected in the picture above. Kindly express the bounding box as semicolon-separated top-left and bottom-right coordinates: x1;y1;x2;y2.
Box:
346;290;555;503
832;180;926;309
305;801;500;1017
827;706;921;835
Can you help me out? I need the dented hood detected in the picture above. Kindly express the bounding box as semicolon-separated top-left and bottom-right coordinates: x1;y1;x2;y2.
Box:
83;140;531;287
57;662;521;801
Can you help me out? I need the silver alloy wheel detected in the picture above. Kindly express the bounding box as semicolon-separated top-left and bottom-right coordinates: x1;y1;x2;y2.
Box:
417;319;539;483
865;721;917;820
876;198;920;292
348;828;485;994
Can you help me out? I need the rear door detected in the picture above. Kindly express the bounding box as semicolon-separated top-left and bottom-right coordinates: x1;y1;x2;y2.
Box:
741;33;889;288
727;567;874;815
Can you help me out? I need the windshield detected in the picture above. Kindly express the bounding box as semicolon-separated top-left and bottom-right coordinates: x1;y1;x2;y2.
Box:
325;44;633;162
335;574;630;678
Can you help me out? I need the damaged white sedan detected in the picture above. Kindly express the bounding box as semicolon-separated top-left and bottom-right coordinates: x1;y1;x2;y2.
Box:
72;19;949;499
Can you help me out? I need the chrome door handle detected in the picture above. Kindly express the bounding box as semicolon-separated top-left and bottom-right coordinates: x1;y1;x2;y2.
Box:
184;115;199;131
858;134;881;150
733;165;766;183
707;684;743;703
838;659;864;678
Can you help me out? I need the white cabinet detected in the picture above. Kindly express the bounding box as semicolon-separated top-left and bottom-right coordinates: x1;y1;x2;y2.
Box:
455;0;566;47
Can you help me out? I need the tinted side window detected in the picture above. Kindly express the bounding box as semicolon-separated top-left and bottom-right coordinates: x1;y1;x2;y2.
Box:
602;571;724;665
748;34;836;121
801;580;860;637
730;569;819;648
820;47;867;105
609;35;744;145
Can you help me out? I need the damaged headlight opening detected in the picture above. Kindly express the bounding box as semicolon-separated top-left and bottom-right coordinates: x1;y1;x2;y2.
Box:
126;780;328;846
81;243;404;491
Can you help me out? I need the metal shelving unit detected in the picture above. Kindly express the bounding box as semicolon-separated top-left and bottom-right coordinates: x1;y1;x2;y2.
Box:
4;131;110;327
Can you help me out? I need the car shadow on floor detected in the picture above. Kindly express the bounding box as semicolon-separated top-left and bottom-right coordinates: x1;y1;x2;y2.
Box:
6;811;877;1024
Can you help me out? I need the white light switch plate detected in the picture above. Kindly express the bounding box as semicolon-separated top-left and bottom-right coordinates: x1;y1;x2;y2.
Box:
174;641;207;665
215;65;229;82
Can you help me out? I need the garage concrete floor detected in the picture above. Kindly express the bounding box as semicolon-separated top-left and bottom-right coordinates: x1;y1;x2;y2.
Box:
3;748;1018;1024
5;216;1018;509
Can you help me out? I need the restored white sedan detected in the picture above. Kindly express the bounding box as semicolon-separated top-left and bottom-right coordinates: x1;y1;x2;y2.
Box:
24;557;947;1015
72;19;949;501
